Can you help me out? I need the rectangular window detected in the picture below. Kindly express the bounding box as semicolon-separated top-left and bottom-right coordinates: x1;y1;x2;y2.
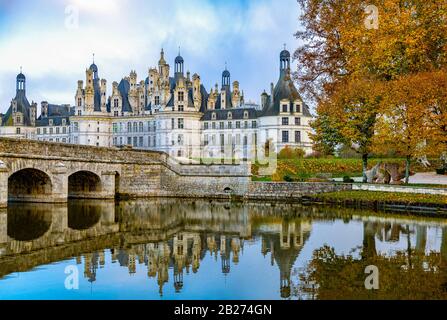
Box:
236;121;241;129
295;117;301;126
228;122;232;129
282;117;289;126
252;121;257;128
220;122;224;130
50;128;53;134
178;91;184;102
220;134;225;146
56;127;60;134
113;123;118;133
37;128;41;135
139;136;143;147
282;131;289;143
244;121;248;129
178;118;184;129
133;137;138;146
62;127;67;134
43;128;47;134
295;131;301;143
155;96;160;105
171;118;175;129
127;137;132;145
212;122;216;129
178;134;184;145
282;104;288;113
139;122;143;132
204;122;209;130
178;105;184;112
127;122;132;132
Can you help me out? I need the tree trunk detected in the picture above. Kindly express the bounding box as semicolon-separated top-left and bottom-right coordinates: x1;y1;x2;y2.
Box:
405;155;411;184
362;153;368;183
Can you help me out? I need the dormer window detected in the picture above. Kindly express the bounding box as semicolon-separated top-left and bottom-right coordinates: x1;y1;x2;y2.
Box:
178;91;184;102
295;102;301;113
282;104;288;113
49;119;53;126
62;119;66;126
212;112;216;120
243;111;249;119
228;112;232;120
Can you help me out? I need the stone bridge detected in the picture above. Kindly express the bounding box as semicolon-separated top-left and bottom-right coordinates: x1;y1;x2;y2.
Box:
0;138;252;208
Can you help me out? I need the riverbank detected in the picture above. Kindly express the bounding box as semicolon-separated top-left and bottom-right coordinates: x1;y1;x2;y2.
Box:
305;190;447;217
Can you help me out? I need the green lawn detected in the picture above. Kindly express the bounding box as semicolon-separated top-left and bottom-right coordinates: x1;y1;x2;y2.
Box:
316;190;447;205
252;158;442;182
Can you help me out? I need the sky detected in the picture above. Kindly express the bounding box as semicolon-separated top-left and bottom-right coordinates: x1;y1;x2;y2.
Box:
0;0;303;114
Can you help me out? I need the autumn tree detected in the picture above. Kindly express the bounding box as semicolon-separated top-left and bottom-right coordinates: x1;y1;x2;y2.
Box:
295;0;447;177
373;75;437;183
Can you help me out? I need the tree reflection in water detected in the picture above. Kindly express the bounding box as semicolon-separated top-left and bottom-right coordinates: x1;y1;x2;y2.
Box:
296;221;447;300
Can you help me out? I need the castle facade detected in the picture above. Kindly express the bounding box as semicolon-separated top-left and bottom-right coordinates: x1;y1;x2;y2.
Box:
0;48;313;160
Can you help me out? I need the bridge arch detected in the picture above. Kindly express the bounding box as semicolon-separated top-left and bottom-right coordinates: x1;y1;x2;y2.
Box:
68;171;102;199
8;168;53;203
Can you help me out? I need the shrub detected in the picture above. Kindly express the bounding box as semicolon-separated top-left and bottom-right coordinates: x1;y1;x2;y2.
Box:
283;174;294;182
343;176;355;183
278;146;305;159
436;168;446;175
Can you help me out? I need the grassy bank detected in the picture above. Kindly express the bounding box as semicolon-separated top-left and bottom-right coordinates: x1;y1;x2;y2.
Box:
252;158;442;182
314;190;447;206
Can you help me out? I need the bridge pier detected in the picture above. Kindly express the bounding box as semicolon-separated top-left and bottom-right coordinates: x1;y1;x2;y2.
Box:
0;162;8;209
51;163;69;203
0;210;7;245
101;171;117;199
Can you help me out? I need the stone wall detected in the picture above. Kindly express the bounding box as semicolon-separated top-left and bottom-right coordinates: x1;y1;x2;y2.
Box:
245;182;353;201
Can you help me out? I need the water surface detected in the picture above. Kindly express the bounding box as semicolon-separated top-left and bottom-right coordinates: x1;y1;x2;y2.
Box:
0;199;446;300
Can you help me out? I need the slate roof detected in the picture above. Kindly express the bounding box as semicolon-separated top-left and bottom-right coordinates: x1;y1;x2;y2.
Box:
36;116;70;127
260;71;312;117
201;107;258;121
1;89;32;126
118;79;133;113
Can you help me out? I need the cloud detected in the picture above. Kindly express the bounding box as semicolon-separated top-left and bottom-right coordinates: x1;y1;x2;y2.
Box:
0;0;302;113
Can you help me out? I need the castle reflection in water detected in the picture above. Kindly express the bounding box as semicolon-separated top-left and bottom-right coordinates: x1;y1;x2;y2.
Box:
0;199;447;299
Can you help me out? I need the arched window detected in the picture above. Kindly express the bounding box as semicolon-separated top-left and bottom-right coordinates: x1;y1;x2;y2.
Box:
212;112;216;120
228;112;232;120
